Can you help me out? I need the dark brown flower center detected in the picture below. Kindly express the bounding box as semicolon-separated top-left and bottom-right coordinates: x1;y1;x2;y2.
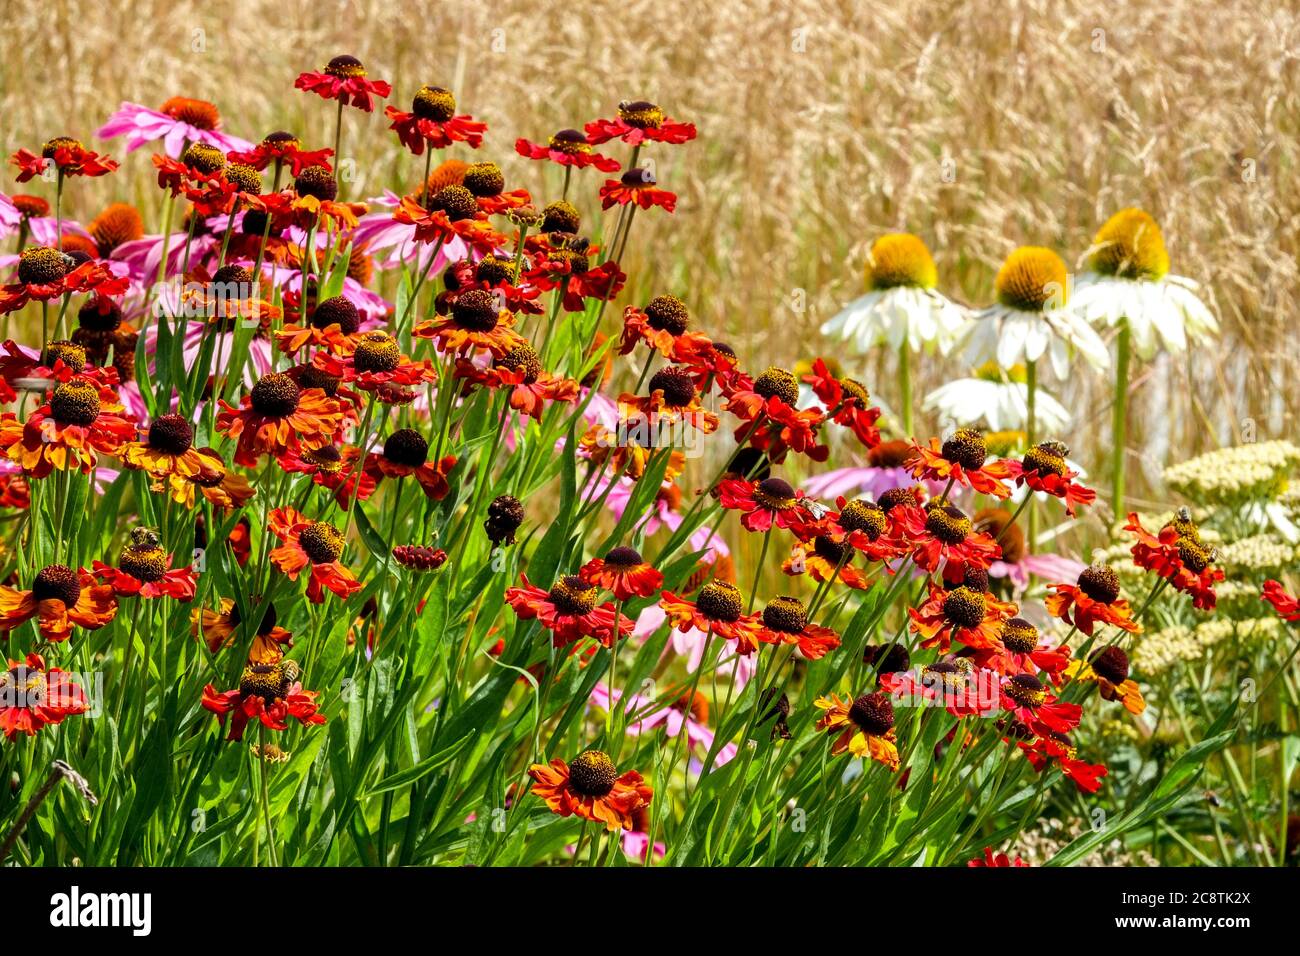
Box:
224;163;262;194
475;255;517;286
848;691;895;735
49;380;102;426
942;427;988;470
239;661;292;703
496;345;542;385
383;428;429;468
942;586;987;628
1000;617;1039;654
250;372;301;417
1078;564;1120;604
43;136;83;157
974;507;1024;564
838;499;887;539
452;289;500;332
297;364;342;397
324;54;367;78
148;413;195;454
120;544;168;583
644;294;689;335
754;477;796;510
77;297;123;332
541;200;581;235
876;486;919;513
548;575;598;615
648;367;696;408
462;162;504;197
761;596;808;634
547;129;591;155
42;340;86;373
299;522;345;563
1091;646;1130;684
812;535;850;564
295;165;337;202
412;85;457;121
925;504;971;544
1004;673;1047;707
1022;440;1069;478
18;246;69;286
309;295;360;334
618;100;664;129
182;142;226;175
430;184;478;222
604;546;644;568
862;643;910;674
32;564;81;607
353;332;401;374
567;749;618;797
753;367;799;406
696;581;743;623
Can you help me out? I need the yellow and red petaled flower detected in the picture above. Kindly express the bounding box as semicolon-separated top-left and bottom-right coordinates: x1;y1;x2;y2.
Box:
313;331;437;398
999;673;1082;737
576;423;687;483
1125;511;1222;610
528;750;653;831
93;534;197;601
599;168;677;212
415;288;527;358
120;413;214;479
718;476;818;534
1004;441;1096;516
191;597;292;663
579;547;663;601
276;442;373;509
1044;565;1141;637
618;376;720;437
267;507;362;604
228;132;334;175
384;85;487;154
364;428;457;501
294;55;391;112
0;248;128;314
0;653;90;740
812;692;900;769
1064;647;1146;715
832;496;907;564
455;347;580;421
969;616;1071;682
584;103;696;146
783;535;873;590
164;450;255;510
216;372;345;468
616;298;712;361
895;500;1002;579
658;582;763;655
804;358;883;449
0;564;118;642
907;431;1012;499
11;138;119;182
756;596;841;660
202;658;325;741
392;193;507;254
515;129;621;171
506;573;634;649
908;581;1017;653
0;379;137;478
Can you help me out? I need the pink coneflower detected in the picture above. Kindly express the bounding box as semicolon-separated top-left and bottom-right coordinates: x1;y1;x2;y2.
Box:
97;99;254;157
590;684;738;768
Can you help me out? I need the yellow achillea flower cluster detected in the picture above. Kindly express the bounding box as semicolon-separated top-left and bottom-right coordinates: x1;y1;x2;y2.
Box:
1162;440;1300;507
1133;617;1283;675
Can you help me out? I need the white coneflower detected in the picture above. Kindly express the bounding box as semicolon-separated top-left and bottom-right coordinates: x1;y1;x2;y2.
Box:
1071;208;1218;518
820;233;968;434
963;246;1110;381
923;361;1070;434
1072;208;1218;358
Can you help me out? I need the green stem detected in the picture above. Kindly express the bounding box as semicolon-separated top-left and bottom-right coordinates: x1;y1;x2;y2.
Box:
1112;320;1131;520
898;342;913;437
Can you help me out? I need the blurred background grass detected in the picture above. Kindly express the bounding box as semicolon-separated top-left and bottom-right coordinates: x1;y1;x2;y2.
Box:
3;0;1297;509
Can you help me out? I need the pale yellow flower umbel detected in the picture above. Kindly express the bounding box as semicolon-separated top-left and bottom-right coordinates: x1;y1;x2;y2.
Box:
820;233;968;355
963;246;1109;379
1072;208;1217;358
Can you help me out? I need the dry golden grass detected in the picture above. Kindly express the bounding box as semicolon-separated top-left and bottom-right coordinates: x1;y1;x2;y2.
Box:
3;0;1297;502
